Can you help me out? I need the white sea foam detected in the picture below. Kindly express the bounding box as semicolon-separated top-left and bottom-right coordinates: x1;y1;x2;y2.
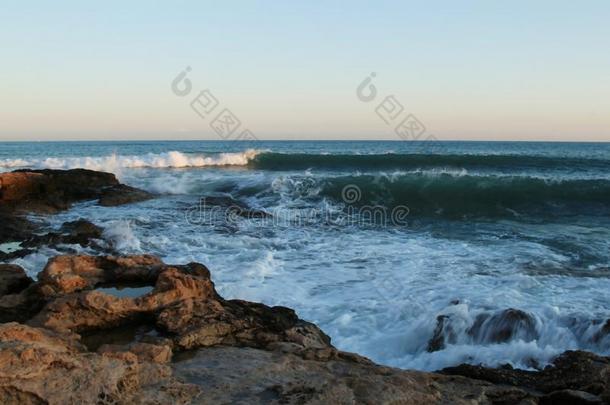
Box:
0;150;260;172
102;220;142;251
5;144;609;373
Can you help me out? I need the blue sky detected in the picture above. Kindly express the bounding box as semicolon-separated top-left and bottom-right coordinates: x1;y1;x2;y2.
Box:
2;1;609;141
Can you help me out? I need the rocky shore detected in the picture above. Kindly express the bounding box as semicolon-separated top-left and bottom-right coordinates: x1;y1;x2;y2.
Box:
0;169;609;404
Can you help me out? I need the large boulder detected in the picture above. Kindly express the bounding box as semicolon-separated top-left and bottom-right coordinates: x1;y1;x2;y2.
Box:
468;308;538;344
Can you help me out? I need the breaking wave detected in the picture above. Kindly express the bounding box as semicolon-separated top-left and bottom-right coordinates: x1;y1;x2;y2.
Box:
0;150;261;171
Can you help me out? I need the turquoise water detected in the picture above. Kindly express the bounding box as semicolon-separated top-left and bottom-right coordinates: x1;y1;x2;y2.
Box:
2;140;609;370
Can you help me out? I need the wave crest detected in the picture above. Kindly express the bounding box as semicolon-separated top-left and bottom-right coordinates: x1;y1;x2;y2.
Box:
0;150;261;171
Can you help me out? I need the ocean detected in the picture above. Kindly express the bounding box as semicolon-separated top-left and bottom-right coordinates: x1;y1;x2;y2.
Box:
1;140;609;371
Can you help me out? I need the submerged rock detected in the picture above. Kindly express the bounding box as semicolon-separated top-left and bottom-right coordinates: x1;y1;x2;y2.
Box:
98;184;153;207
427;314;457;352
21;219;106;251
468;308;538;344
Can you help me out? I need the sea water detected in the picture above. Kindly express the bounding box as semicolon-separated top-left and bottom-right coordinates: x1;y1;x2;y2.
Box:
1;140;609;371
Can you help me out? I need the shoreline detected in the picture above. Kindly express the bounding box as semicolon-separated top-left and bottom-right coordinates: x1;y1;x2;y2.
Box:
0;168;608;404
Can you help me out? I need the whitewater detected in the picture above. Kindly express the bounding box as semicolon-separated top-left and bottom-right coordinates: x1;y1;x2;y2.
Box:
1;140;609;371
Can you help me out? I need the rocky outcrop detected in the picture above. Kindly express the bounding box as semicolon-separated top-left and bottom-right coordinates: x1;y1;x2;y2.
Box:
0;169;152;245
0;254;537;404
0;169;119;212
442;350;610;403
0;322;198;404
30;255;332;356
468;309;538;344
1;253;610;403
427;308;539;353
172;346;534;405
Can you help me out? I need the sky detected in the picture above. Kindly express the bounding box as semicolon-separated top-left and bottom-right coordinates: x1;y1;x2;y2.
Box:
1;1;609;142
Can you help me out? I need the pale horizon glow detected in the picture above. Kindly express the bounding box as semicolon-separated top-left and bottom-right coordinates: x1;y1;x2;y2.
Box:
1;1;609;142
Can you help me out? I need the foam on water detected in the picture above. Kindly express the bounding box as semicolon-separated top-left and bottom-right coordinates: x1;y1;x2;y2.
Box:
15;195;608;371
102;220;142;252
4;141;610;372
0;150;261;172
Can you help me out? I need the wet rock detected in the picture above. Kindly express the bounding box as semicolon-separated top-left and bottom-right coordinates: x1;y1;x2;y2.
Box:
0;264;32;296
441;350;610;400
21;219;105;251
98;184;153;207
468;308;538;344
0;322;199;404
427;314;457;352
591;319;610;346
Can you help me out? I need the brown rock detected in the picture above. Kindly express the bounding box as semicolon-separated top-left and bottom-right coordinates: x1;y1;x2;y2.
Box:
37;254;164;297
0;323;198;404
0;169;152;215
0;169;153;247
31;255;333;357
99;342;173;364
0;169;119;212
172;346;535;405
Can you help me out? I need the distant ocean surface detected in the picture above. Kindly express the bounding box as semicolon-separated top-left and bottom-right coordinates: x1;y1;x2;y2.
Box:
1;140;610;371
